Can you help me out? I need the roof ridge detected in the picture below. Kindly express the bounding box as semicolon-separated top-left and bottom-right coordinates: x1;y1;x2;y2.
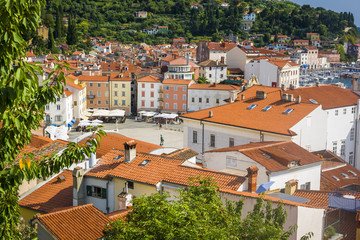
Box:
177;164;246;179
37;204;94;219
239;141;290;152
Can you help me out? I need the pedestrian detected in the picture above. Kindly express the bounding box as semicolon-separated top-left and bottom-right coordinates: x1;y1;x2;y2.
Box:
159;123;162;130
160;134;164;146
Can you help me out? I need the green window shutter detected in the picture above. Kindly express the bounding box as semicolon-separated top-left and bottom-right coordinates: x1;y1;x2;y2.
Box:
101;188;107;199
86;186;92;196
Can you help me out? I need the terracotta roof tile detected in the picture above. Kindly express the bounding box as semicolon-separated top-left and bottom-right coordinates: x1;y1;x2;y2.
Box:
182;85;318;136
137;75;162;83
208;42;237;51
78;75;109;82
19;170;73;213
189;83;241;90
293;190;332;209
285;85;359;110
64;90;73;97
198;59;227;67
206;141;322;172
163;79;193;85
164;148;198;160
79;133;161;158
36;204;110;240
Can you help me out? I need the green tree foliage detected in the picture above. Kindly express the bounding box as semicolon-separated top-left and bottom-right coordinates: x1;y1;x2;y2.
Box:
54;5;63;39
0;0;105;238
67;15;78;45
103;177;295;240
48;28;56;53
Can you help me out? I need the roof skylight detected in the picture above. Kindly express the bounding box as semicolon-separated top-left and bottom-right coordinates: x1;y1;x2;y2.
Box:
113;155;123;160
309;99;318;104
262;106;272;111
349;170;357;176
139;160;150;166
341;173;349;178
332;176;340;181
247;104;257;110
283;109;294;114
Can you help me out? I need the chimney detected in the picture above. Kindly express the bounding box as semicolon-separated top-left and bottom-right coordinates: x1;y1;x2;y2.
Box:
73;167;85;206
284;179;298;195
241;94;245;100
287;94;294;102
352;75;359;91
117;183;133;210
256;90;267;100
216;60;219;66
209;111;213;118
124;140;137;162
290;84;296;90
229;90;237;103
281;84;287;91
282;93;288;101
220;56;225;64
246;165;259;193
296;95;301;104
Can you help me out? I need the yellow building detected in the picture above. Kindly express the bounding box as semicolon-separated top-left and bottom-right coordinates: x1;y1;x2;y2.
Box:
306;33;320;42
110;73;132;115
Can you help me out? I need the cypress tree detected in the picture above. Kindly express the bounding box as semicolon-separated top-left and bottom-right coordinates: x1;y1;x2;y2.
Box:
48;29;56;52
67;16;78;45
54;6;62;39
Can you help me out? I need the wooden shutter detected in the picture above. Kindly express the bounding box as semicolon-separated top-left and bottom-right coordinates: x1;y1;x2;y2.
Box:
101;188;107;199
86;186;92;196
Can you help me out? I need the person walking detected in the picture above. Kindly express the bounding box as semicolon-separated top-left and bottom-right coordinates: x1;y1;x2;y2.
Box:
160;134;164;146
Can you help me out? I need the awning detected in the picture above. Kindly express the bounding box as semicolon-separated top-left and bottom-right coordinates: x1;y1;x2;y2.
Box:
66;119;76;127
256;181;275;193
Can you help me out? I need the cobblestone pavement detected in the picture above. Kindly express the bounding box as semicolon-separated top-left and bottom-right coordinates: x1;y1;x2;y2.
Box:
68;118;184;149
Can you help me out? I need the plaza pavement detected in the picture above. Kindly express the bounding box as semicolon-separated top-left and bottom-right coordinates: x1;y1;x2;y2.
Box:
69;118;184;149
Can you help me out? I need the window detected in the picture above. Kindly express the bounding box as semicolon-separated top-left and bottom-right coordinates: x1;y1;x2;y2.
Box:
210;134;215;147
332;141;337;154
352;107;355;114
174;103;177;109
226;156;237;168
206;98;209;103
142;83;145;88
89;83;93;87
151;84;154;88
165;86;170;90
262;106;272;111
105;91;109;97
56;97;60;102
151;101;154;107
229;138;234;147
74;101;77;106
216;99;219;104
89;90;93;96
114;83;118;88
89;100;93;104
220;74;224;78
97;83;101;88
114;91;118;97
340;140;345;155
141;100;145;107
174;86;177;91
141;91;145;97
283;109;294;114
174;94;177;100
86;186;107;199
183;95;186;100
300;182;311;190
114;100;118;105
105;100;109;105
306;145;311;152
122;100;126;105
334;110;338;116
97;91;101;97
343;108;347;115
105;83;109;88
56;105;61;110
55;115;62;121
122;84;125;88
247;104;257;110
199;98;202;103
150;92;154;97
122;91;126;97
127;181;134;189
165;103;169;108
97;100;101;105
209;74;212;78
183;104;186;109
164;94;169;99
183;87;186;91
45;105;49;110
350;128;355;141
192;131;197;143
209;67;212;71
349;152;354;165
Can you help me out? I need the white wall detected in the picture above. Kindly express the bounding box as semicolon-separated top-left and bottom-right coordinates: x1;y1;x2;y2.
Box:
84;177;108;213
226;47;248;71
290;106;328;152
209;50;228;63
183;118;291;158
187;89;233;112
45;94;73;126
199;66;227;83
137;82;161;111
296;206;325;240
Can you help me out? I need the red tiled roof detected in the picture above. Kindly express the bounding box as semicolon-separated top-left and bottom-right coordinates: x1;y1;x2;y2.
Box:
164;148;198;160
189;83;241;91
137;75;162;83
66;80;84;90
79;133;161;158
206;141;322;172
285;85;359;110
78;75;109;82
181;85;318;136
36;204;110;240
19;170;73;213
208;42;237;51
64;90;73;97
163;79;193;85
268;59;299;68
293;190;332;209
26;52;36;57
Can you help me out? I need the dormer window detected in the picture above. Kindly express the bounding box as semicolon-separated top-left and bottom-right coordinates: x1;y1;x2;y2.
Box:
113;155;123;160
289;161;297;167
139;160;150;166
247;104;257;110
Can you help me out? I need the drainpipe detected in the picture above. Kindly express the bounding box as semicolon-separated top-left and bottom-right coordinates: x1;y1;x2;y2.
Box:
354;100;360;168
106;180;110;214
201;120;205;157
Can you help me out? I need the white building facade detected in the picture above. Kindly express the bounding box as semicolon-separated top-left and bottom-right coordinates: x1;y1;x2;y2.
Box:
137;75;162;112
198;60;227;83
45;92;74;126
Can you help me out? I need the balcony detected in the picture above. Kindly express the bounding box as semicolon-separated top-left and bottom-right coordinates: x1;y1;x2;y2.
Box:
87;95;96;99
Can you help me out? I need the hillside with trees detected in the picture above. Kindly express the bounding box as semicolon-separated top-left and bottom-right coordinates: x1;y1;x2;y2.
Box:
28;0;358;52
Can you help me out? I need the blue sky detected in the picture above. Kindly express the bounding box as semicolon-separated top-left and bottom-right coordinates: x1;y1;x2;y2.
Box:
289;0;360;27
